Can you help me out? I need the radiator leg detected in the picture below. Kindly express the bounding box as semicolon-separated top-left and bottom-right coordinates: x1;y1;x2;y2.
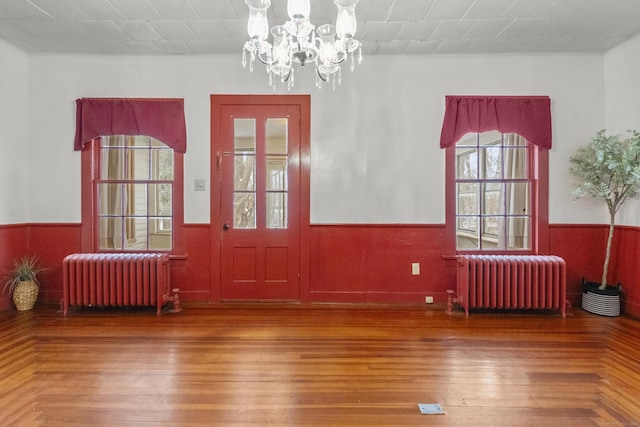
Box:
163;288;182;313
446;290;458;315
563;300;572;318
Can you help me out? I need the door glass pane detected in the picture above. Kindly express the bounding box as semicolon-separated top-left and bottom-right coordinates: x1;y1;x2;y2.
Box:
234;119;256;229
265;118;288;228
234;193;256;228
266;118;287;154
266;157;288;191
266;192;287;228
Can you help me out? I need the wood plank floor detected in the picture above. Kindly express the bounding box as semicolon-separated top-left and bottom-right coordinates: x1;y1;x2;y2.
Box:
1;303;639;426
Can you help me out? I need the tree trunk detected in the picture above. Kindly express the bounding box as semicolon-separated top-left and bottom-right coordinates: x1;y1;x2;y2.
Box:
600;214;616;291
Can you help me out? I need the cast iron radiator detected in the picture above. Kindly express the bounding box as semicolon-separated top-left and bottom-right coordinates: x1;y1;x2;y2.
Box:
450;255;570;318
62;253;175;315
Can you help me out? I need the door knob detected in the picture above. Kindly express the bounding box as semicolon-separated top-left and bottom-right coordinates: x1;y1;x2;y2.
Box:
223;223;230;231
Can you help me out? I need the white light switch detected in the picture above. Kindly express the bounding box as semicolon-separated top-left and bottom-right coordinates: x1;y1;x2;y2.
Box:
411;263;420;275
194;179;206;191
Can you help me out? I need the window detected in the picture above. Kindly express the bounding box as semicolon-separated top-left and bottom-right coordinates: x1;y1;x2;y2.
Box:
441;95;551;255
81;136;184;253
455;131;530;250
446;131;548;255
98;135;173;250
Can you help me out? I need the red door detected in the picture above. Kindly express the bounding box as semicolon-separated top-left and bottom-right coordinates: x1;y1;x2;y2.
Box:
216;101;302;301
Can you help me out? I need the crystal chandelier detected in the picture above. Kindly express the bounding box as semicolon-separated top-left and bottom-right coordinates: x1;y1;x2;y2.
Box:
242;0;362;90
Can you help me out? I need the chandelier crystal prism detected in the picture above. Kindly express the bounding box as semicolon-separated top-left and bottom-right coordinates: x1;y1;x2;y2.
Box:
242;0;362;90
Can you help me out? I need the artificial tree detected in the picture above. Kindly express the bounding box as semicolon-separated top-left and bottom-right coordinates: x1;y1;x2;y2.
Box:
570;129;640;290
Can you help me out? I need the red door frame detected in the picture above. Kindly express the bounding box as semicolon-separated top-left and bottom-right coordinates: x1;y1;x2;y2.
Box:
210;95;311;303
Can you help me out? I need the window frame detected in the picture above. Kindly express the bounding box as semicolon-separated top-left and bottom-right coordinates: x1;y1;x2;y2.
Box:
445;132;549;256
81;137;185;255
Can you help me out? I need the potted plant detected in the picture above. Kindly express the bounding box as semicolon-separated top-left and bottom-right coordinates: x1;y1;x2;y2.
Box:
570;129;640;316
2;256;46;311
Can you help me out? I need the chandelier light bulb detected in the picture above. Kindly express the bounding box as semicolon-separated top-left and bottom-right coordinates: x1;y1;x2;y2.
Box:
287;0;310;21
246;0;271;40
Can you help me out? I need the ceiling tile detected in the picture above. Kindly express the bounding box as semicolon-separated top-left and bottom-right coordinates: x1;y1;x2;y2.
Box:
426;0;475;20
147;0;199;20
12;19;88;39
503;0;556;18
67;0;127;20
123;40;165;54
465;38;508;53
405;40;439;54
221;20;246;39
0;0;52;18
463;0;514;19
151;21;198;40
397;21;438;41
537;0;591;18
375;40;410;54
187;21;230;39
362;21;402;40
28;0;90;20
355;0;394;21
388;0;434;21
216;38;245;53
498;19;550;39
78;21;129;41
577;0;640;18
185;39;223;53
155;39;193;54
434;39;474;53
107;0;163;20
430;21;476;40
464;20;511;39
601;16;640;37
566;17;619;37
189;0;237;19
116;21;163;41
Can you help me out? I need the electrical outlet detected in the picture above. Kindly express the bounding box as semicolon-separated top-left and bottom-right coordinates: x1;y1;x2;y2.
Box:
425;296;434;304
411;263;420;275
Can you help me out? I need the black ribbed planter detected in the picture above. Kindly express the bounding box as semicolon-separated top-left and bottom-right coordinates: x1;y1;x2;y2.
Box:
581;279;622;317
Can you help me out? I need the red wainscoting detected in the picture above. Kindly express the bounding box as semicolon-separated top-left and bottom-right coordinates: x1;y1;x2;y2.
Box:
2;222;639;318
0;224;30;311
309;224;451;304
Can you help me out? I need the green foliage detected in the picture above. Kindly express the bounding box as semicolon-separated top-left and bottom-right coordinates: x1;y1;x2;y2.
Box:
570;129;640;216
2;256;46;296
570;129;640;289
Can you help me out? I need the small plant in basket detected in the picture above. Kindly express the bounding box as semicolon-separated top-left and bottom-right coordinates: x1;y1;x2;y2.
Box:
2;256;47;311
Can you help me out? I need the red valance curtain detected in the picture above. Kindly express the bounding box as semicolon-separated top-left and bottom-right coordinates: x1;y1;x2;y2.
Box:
74;98;187;153
439;96;552;149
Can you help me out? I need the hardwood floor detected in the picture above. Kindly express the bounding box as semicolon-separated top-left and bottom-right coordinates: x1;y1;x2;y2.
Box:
1;303;639;426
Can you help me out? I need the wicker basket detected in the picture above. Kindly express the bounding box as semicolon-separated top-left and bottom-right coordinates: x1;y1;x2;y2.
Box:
13;280;39;311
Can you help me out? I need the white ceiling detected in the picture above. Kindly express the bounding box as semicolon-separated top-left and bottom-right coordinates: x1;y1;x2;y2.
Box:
1;0;640;55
